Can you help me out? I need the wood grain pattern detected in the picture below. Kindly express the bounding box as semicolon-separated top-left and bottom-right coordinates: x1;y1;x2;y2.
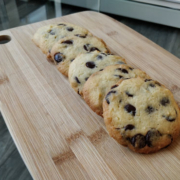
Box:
0;11;180;179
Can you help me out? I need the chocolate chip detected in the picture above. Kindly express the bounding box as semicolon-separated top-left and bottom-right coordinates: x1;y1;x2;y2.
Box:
54;53;63;63
125;124;135;131
131;134;146;149
117;68;128;74
163;135;173;149
111;85;118;89
155;82;161;86
75;34;87;38
58;23;66;26
97;55;103;59
86;61;96;69
48;49;51;53
145;79;152;82
146;129;161;147
62;40;73;44
83;44;89;51
105;91;116;104
85;77;89;81
124;104;136;116
75;77;80;84
129;67;134;70
146;106;154;114
162;115;175;122
90;47;100;52
49;30;55;35
70;59;74;62
160;97;170;106
114;75;123;78
149;83;155;87
99;69;103;71
126;91;133;97
67;27;74;31
77;89;80;95
115;128;120;130
101;53;107;56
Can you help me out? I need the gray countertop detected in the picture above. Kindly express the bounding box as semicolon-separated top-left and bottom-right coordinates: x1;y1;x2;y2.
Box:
0;1;180;180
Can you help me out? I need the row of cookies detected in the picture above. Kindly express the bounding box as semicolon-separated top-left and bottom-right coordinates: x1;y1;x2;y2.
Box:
33;23;180;154
69;51;180;153
33;23;109;76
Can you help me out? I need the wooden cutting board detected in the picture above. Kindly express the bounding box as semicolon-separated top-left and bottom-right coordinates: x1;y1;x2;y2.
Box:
0;11;180;180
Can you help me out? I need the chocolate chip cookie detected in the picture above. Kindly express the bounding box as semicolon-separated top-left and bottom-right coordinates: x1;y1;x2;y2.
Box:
33;23;91;60
83;64;150;116
103;77;180;153
68;51;126;96
51;36;110;77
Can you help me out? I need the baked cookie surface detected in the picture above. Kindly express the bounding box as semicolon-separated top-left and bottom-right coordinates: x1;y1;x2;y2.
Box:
69;51;126;96
51;36;110;77
83;64;150;116
33;23;90;59
33;24;53;47
103;77;180;153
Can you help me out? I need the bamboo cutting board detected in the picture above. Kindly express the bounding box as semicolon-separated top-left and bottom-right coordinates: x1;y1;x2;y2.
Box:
1;11;180;180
